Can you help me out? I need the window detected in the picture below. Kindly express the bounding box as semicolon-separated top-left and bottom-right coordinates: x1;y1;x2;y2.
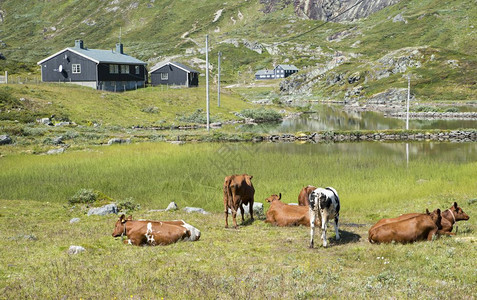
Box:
72;64;81;74
135;66;140;75
109;64;119;74
160;72;168;80
120;65;129;74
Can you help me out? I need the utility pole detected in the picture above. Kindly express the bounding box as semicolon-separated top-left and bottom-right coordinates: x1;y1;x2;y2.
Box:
217;51;221;107
206;35;210;131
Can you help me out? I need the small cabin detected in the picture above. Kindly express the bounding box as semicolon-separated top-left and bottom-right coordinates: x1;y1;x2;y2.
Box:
149;61;199;87
254;64;299;80
37;40;147;92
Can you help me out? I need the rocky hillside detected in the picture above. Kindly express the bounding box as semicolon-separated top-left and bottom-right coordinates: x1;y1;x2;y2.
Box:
294;0;402;21
0;0;475;102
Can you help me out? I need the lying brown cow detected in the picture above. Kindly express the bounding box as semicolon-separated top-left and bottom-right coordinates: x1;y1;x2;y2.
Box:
223;174;255;228
369;202;469;236
368;209;441;244
265;193;317;227
297;185;316;206
112;215;201;246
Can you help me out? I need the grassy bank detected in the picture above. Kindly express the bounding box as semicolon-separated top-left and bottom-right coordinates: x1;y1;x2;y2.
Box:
1;142;476;298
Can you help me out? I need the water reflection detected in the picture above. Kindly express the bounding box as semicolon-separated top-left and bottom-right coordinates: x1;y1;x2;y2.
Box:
249;141;477;164
232;105;477;134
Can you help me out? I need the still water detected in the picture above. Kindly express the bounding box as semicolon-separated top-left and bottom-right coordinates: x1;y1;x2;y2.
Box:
234;105;477;134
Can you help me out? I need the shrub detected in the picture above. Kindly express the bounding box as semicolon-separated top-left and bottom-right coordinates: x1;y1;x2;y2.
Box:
117;197;140;213
69;189;97;205
141;106;159;114
178;108;214;124
239;108;282;123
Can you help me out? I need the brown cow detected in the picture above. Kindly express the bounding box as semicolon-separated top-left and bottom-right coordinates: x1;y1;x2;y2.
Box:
223;174;255;228
368;202;469;236
265;193;316;227
368;209;441;244
112;215;201;246
297;185;316;206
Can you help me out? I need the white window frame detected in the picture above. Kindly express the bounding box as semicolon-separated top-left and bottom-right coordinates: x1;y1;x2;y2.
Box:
109;64;119;74
160;72;168;80
72;64;81;74
135;66;140;75
120;65;129;74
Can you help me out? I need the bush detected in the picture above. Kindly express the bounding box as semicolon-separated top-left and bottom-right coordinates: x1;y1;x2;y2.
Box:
69;189;97;205
0;87;22;109
239;108;282;123
141;106;159;114
178;108;214;124
117;197;140;213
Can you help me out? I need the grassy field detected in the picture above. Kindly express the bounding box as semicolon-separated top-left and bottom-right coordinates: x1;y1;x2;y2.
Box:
1;142;476;298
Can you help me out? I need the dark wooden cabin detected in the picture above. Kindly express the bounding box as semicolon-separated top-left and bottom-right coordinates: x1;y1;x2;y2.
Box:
37;40;147;92
149;61;199;87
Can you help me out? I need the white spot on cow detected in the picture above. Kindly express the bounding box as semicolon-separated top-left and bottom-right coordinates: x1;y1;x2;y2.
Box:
127;239;132;245
145;222;156;245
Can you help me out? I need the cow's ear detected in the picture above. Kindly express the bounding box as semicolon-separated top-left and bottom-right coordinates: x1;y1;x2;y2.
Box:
249;175;253;179
127;215;133;220
453;202;458;209
278;193;281;200
119;214;125;220
426;209;430;214
436;208;441;215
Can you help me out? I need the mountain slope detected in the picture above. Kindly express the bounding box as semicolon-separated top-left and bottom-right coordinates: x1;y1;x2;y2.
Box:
0;0;475;101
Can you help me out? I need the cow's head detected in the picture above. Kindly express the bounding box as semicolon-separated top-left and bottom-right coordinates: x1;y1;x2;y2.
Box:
449;202;470;221
112;214;132;237
266;193;281;203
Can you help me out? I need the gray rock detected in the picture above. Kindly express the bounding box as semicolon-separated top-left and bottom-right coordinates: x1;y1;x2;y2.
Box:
52;136;64;145
39;118;53;126
69;218;80;224
68;245;85;254
87;204;118;216
0;134;12;145
228;202;264;216
107;138;131;145
165;201;178;211
46;148;65;155
183;207;209;214
393;13;407;23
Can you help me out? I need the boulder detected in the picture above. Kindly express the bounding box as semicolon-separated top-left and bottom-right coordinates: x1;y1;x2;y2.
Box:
107;138;131;145
0;134;12;145
46;148;65;155
68;245;85;255
69;218;81;224
165;202;178;211
183;207;209;214
87;204;118;216
228;202;264;216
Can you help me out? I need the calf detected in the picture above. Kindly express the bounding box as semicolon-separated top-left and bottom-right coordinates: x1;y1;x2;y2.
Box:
265;193;316;227
368;209;441;244
297;185;316;206
223;174;255;228
112;215;201;246
309;187;340;248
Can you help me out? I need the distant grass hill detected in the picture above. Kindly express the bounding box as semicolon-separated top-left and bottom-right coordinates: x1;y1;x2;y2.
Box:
0;0;475;101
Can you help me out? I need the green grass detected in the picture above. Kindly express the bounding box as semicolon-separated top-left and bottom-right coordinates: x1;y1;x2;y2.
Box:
0;141;476;298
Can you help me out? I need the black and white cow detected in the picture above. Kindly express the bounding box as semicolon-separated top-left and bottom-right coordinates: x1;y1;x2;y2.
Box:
308;187;340;248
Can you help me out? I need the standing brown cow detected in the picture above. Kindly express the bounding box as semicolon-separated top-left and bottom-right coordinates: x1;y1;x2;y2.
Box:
368;209;442;244
297;185;316;206
223;174;255;228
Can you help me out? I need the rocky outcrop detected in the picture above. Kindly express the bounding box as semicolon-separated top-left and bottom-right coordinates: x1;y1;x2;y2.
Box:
294;0;402;22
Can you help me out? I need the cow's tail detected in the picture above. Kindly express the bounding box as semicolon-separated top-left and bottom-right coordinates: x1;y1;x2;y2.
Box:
224;177;233;209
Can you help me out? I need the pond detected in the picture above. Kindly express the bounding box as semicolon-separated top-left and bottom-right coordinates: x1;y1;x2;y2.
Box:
234;105;477;134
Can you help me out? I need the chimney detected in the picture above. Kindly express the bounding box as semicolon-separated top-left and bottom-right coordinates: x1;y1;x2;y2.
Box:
75;40;84;49
116;43;123;54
